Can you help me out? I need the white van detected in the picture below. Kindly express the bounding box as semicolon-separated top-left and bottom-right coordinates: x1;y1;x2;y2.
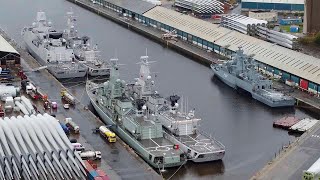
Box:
72;143;85;151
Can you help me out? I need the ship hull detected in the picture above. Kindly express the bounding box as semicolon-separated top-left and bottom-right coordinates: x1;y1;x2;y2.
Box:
87;87;186;168
23;33;87;79
211;65;295;107
87;66;110;77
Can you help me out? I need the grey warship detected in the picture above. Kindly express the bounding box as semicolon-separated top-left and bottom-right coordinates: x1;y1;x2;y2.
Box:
86;59;186;168
211;47;295;107
64;10;110;77
126;54;226;162
21;11;87;79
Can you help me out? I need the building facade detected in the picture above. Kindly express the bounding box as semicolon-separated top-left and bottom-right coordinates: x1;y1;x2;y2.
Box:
242;0;304;12
0;35;20;68
303;0;320;34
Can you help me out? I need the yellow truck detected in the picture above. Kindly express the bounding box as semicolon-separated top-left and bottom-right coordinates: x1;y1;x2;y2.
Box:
99;126;116;143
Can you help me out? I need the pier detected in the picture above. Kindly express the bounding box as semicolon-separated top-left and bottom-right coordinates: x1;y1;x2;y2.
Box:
0;28;161;180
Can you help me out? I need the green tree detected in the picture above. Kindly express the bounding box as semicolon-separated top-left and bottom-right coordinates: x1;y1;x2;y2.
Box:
314;32;320;45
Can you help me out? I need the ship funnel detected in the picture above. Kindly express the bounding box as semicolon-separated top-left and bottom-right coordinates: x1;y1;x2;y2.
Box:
136;99;146;117
169;95;180;114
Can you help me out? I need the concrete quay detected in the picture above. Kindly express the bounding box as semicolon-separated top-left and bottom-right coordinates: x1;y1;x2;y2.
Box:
251;120;320;180
0;28;161;180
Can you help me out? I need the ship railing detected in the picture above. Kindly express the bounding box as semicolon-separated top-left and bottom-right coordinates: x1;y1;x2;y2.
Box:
196;129;225;150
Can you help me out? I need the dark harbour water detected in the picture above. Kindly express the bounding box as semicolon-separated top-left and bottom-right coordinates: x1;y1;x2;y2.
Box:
0;0;317;179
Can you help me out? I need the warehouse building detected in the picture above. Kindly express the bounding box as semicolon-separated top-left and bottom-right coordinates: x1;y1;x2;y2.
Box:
303;0;320;34
91;0;320;95
242;0;304;12
0;34;20;68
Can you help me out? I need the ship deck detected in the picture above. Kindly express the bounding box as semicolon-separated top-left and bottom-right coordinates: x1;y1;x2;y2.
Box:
178;133;225;154
141;138;182;158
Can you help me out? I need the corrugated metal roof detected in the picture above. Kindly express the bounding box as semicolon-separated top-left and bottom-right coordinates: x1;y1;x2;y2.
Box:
143;6;231;41
144;6;320;85
0;34;19;54
242;0;304;4
104;0;156;14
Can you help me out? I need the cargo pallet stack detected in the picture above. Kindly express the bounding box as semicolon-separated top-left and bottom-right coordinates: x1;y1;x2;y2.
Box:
84;160;110;180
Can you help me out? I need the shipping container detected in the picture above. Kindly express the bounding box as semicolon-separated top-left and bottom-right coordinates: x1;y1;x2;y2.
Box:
84;161;94;172
94;177;103;180
89;170;99;180
100;175;110;180
96;169;106;176
300;79;308;90
290;26;299;33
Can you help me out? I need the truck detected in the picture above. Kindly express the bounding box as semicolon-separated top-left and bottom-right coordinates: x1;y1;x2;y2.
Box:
59;121;70;134
99;126;116;143
303;157;320;180
72;143;85;151
79;151;102;160
61;89;76;105
21;80;41;100
65;118;80;134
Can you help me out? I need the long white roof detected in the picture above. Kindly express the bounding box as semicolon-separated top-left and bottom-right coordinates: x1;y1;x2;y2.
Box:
0;34;19;54
242;0;304;4
144;6;320;85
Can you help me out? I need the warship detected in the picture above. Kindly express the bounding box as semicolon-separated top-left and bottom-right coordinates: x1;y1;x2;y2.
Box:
21;11;87;79
125;54;226;162
211;47;295;107
64;10;110;77
86;58;186;168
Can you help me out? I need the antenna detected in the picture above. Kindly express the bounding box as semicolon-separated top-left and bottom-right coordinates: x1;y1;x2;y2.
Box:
145;48;148;56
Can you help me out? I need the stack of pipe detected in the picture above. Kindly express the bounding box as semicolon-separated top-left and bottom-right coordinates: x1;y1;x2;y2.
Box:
221;14;267;35
257;26;298;49
0;113;87;180
174;0;224;14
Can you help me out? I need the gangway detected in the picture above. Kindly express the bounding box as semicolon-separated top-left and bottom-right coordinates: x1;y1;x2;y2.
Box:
31;66;48;72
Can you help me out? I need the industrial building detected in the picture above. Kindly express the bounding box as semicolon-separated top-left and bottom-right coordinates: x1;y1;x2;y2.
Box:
0;113;87;180
242;0;304;12
91;0;320;95
303;0;320;34
0;35;20;68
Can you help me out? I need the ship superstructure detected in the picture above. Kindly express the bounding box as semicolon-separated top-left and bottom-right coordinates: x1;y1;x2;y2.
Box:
126;54;226;162
64;10;110;76
211;47;295;107
86;59;186;168
21;11;87;79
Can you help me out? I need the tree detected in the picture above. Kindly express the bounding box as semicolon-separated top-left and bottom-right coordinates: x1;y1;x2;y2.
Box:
314;32;320;45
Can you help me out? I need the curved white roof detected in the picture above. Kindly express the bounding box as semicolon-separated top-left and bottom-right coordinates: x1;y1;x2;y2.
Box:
0;34;19;54
0;113;86;180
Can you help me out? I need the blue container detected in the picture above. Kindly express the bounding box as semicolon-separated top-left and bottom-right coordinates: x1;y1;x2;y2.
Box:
290;26;299;33
88;170;99;180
